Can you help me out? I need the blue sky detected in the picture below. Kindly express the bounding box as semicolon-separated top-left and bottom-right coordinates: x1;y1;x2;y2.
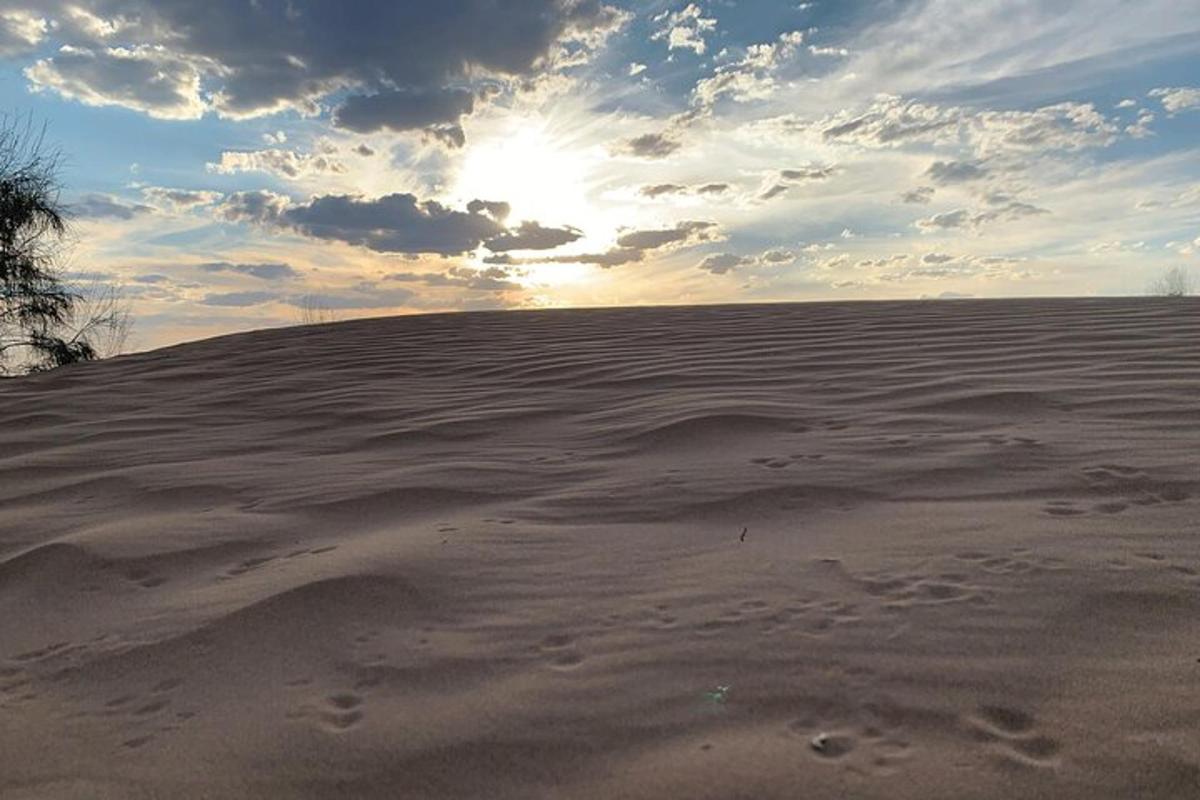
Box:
0;0;1197;349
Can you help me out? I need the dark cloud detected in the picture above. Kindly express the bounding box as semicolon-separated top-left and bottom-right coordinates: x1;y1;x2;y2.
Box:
132;273;170;284
466;199;511;221
759;184;790;201
282;193;507;255
215;190;576;257
385;265;522;291
640;183;687;198
916;201;1048;230
780;165;836;181
697;253;753;274
925;160;988;184
901;186;935;204
333;88;475;145
24;1;626;124
532;249;646;268
520;220;722;269
353;143;376;157
197;261;300;280
484;221;583;252
141;186;222;209
619;132;681;158
215;190;291;225
71;193;156;220
616;220;719;250
761;164;836;200
641;182;732;198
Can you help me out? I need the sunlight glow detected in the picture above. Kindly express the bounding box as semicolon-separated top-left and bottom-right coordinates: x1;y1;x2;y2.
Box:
455;120;597;228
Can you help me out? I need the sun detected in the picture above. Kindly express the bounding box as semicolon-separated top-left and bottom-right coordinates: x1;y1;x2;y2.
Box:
453;118;598;230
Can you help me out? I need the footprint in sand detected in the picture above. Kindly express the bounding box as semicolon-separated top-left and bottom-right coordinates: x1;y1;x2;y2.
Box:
968;705;1061;768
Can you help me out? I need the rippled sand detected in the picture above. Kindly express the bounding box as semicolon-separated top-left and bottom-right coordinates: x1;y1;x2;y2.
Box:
1;298;1198;798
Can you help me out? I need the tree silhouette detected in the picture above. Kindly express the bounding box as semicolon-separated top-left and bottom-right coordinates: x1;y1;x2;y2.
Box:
1147;266;1194;298
0;117;128;375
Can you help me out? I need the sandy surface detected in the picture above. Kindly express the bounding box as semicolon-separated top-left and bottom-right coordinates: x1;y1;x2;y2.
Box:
1;298;1198;799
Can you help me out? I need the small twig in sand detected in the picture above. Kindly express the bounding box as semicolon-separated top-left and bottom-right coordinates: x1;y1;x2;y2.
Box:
739;527;748;542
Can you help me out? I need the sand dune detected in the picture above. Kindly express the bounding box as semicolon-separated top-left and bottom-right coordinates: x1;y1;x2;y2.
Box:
1;298;1198;798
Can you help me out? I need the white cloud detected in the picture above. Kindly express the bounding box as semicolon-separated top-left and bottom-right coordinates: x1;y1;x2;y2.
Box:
207;148;348;180
652;4;717;55
693;31;806;109
1149;86;1200;115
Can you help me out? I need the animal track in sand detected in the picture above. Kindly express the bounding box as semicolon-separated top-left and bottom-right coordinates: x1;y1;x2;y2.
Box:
968;705;1060;768
856;571;986;610
321;693;364;731
749;454;825;470
122;567;167;588
539;633;585;669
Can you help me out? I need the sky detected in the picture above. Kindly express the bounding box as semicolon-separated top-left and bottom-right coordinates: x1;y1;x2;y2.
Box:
0;0;1198;350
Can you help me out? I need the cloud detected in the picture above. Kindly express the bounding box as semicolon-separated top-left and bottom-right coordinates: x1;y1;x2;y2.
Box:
640;183;688;198
1149;86;1200;115
1125;109;1156;139
25;44;206;120
760;249;795;263
779;165;836;181
901;186;935;204
0;9;47;58
141;186;222;210
215;190;292;225
521;220;723;269
651;3;717;55
640;182;732;198
484;221;583;252
71;193;156;220
280;193;508;255
201;290;280;307
618;132;682;159
916;201;1048;230
21;1;626;121
693;30;806;110
333;87;476;146
616;220;720;250
924;160;988;184
197;262;300;280
759;163;837;200
814;96;1119;154
759;184;790;201
697;253;754;274
466;199;511;221
207;148;348;180
385;265;522;291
